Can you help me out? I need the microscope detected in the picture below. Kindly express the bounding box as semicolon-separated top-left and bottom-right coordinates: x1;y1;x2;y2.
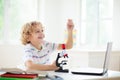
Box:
55;44;69;73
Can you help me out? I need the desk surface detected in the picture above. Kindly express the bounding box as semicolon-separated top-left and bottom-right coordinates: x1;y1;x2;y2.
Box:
0;70;120;80
47;70;120;80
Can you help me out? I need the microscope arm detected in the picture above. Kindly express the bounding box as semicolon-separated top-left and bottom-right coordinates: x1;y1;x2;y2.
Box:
55;53;69;73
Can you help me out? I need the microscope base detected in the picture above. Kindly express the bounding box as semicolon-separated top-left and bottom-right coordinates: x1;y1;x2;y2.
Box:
55;68;69;73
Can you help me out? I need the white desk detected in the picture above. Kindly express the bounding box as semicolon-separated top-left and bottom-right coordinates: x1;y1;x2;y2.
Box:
0;70;120;80
47;70;120;80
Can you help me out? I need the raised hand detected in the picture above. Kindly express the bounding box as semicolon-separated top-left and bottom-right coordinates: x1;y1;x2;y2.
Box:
67;19;74;31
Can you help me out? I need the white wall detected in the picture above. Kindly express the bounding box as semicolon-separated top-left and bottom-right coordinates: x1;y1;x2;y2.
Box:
39;0;80;43
113;0;120;50
39;0;120;51
0;45;24;67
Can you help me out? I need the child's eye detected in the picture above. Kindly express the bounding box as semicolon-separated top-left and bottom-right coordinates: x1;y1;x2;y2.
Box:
35;31;40;33
35;30;44;33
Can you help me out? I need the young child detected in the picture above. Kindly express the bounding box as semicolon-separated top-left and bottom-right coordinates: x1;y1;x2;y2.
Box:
20;19;74;71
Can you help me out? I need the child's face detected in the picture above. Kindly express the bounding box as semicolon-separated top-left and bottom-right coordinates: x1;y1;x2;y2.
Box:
28;25;45;44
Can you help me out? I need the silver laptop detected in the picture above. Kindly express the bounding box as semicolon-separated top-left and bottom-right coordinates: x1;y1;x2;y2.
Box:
71;42;112;75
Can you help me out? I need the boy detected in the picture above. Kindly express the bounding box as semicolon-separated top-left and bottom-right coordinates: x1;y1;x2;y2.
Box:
21;19;74;71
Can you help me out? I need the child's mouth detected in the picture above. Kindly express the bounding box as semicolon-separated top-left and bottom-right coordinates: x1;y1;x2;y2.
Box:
38;37;43;39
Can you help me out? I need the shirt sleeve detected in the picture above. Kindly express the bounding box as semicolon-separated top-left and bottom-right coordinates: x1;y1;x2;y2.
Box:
20;47;33;70
22;44;36;64
43;41;58;53
23;49;34;63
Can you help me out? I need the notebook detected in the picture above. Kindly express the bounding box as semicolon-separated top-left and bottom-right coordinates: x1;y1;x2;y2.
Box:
0;77;32;80
71;42;112;75
0;72;38;79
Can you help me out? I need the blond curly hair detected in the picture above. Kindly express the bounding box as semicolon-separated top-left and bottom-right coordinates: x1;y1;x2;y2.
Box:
21;21;42;45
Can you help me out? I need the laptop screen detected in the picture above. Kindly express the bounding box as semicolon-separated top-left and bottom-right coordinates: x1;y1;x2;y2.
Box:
103;42;112;73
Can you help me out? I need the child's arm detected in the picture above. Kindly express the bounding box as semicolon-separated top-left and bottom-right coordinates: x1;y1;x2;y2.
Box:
25;60;59;71
57;19;74;50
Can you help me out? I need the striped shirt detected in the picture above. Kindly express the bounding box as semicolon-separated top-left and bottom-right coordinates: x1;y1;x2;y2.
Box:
23;40;58;65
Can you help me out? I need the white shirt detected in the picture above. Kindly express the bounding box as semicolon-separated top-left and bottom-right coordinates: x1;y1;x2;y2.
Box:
19;41;58;70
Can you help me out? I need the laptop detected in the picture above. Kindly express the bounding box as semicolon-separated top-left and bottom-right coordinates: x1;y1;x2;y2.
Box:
71;42;112;75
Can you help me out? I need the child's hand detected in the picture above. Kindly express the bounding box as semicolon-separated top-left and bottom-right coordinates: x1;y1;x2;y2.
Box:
67;19;74;31
51;61;60;70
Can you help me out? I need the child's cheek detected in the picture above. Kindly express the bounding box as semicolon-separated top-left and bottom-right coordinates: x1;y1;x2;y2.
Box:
43;34;45;38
